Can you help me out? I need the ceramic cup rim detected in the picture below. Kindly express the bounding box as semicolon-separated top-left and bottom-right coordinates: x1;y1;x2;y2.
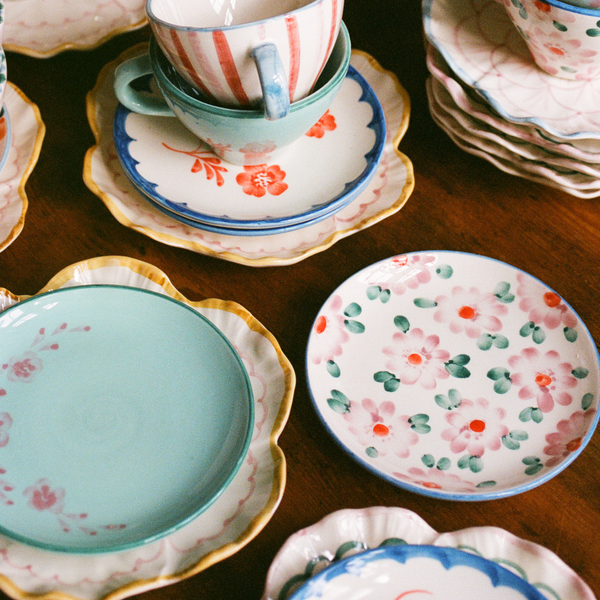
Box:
147;0;337;33
514;0;600;17
149;21;351;118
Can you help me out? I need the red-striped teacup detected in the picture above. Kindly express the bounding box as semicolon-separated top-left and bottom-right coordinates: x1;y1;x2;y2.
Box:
146;0;344;119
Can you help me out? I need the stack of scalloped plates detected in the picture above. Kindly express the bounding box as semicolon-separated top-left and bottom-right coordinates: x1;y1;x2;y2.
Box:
113;64;386;236
423;0;600;198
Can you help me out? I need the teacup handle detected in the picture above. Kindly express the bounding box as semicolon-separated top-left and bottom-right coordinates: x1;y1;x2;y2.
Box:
251;43;290;121
113;53;175;117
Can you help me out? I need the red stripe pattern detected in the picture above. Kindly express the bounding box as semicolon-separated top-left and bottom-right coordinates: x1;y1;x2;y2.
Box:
213;30;250;106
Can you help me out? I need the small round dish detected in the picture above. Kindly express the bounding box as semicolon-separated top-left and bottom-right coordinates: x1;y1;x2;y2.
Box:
113;65;385;232
0;284;254;552
306;251;600;500
287;544;546;600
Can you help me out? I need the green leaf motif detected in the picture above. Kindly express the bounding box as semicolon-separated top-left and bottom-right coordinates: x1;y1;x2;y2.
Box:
510;430;529;441
327;389;351;413
436;457;451;470
380;289;391;303
531;408;544;423
445;363;471;379
520;321;535;337
344;302;362;318
413;298;438;308
487;367;509;380
553;20;568;32
435;264;453;279
564;327;578;343
384;378;400;392
422;454;435;468
374;371;395;382
572;367;589;379
435;388;462;410
532;326;546;344
582;393;594;411
493;282;515;304
457;455;470;469
394;315;410;332
476;480;497;488
493;377;512;394
469;456;484;473
366;285;381;300
525;463;544;476
493;335;509;349
344;319;365;334
409;413;431;434
519;407;533;422
409;413;429;424
586;27;600;36
522;456;540;465
365;446;378;458
477;334;494;351
502;435;520;450
326;360;341;378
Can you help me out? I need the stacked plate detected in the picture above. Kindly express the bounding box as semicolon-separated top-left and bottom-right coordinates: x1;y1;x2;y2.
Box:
423;0;600;198
113;63;386;236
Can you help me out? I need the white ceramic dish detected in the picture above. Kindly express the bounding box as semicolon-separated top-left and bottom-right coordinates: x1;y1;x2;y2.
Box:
423;0;600;140
425;44;600;163
306;251;600;500
3;0;146;57
0;256;295;600
426;78;600;197
84;44;414;266
0;83;45;253
114;65;386;233
262;506;595;600
0;285;254;553
287;544;547;600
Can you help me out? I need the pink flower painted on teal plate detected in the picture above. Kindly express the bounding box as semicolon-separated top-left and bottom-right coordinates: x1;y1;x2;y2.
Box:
0;412;12;447
24;478;66;514
433;286;508;339
3;351;44;382
544;409;597;467
394;467;477;493
343;398;419;458
441;398;509;456
308;295;350;365
516;273;578;330
382;327;450;390
508;348;577;413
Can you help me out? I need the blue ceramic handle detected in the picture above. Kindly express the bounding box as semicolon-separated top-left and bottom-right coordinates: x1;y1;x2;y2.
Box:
251;43;290;120
113;53;175;117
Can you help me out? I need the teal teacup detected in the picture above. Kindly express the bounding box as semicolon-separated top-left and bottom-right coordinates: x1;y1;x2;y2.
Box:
113;23;350;166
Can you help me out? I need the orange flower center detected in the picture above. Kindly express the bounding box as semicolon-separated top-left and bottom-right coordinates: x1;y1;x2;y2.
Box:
469;420;486;433
373;423;390;437
422;481;443;489
549;46;565;56
458;305;475;319
566;437;582;452
534;0;552;11
535;373;552;387
407;353;422;365
315;315;327;335
543;291;561;308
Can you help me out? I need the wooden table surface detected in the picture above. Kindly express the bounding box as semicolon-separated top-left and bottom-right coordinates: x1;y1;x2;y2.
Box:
2;0;600;598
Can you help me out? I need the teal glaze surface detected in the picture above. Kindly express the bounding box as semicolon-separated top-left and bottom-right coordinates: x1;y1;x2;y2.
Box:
0;285;254;553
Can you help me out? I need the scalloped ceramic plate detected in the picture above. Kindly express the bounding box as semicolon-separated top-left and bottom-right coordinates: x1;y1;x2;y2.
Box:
423;0;600;140
0;285;254;553
287;545;546;600
0;256;295;598
3;0;147;57
306;251;600;500
262;506;595;600
114;66;386;233
0;83;45;253
84;45;414;266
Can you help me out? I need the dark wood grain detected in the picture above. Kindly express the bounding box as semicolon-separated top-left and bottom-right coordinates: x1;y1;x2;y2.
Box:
1;0;600;598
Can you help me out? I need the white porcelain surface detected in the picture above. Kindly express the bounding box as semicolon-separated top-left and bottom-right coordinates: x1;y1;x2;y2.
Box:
306;252;600;499
0;256;295;600
262;507;595;600
423;0;600;139
0;83;45;253
84;45;414;266
4;0;147;57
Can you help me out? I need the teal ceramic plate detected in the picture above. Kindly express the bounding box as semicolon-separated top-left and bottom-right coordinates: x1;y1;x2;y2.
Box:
0;285;254;553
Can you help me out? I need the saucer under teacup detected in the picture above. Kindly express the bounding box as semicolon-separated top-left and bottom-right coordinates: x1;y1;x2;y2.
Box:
113;65;386;235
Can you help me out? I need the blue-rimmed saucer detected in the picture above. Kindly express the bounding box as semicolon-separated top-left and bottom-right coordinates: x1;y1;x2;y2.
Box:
113;65;385;234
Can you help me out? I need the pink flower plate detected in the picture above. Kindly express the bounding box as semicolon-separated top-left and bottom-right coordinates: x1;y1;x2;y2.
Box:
0;83;45;253
262;506;595;600
305;251;600;500
4;0;147;57
83;44;414;266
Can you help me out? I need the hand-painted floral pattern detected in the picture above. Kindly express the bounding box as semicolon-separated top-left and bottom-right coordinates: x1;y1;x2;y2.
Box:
306;111;337;139
342;398;419;458
382;327;450;389
162;143;228;186
0;412;12;447
544;409;597;467
235;164;288;198
307;252;600;498
308;295;350;365
508;348;577;413
3;351;44;382
441;397;509;456
516;272;578;330
433;286;508;339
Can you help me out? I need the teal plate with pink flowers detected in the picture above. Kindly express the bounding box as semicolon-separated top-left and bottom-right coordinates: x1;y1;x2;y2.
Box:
305;251;600;500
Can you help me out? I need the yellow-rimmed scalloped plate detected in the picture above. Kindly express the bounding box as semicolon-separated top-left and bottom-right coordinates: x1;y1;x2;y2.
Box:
0;255;295;600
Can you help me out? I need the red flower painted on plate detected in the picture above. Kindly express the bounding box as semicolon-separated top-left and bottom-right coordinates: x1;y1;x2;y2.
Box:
306;110;336;138
3;351;44;382
24;478;66;514
236;164;288;197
